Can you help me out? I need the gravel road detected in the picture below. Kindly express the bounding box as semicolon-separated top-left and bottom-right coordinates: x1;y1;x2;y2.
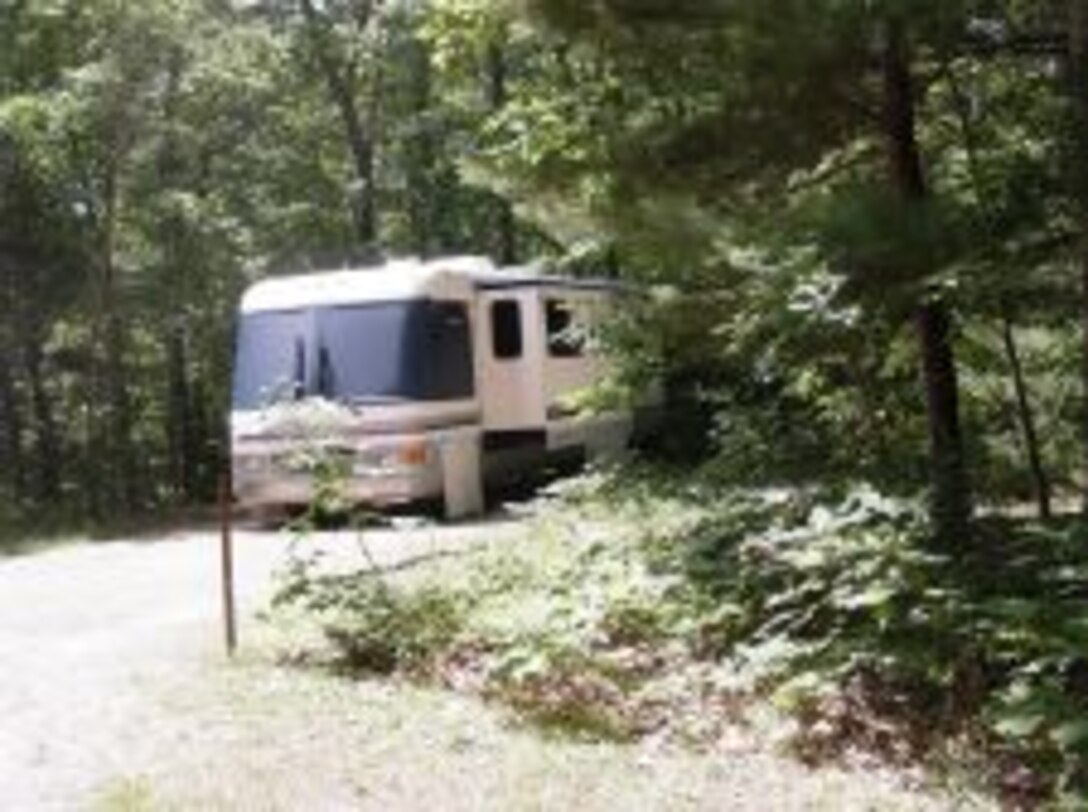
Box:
0;519;516;810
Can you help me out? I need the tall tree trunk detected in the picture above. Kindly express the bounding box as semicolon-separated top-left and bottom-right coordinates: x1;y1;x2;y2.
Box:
882;18;971;543
299;0;378;251
944;62;1048;518
157;51;199;504
101;162;139;512
165;325;199;503
165;325;186;497
1069;0;1088;514
81;370;104;521
22;334;61;503
487;40;518;265
105;302;137;510
1002;317;1052;518
405;38;435;256
190;376;215;502
0;343;25;502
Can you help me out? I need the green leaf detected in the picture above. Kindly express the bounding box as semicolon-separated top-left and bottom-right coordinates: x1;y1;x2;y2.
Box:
993;712;1046;740
1050;719;1088;751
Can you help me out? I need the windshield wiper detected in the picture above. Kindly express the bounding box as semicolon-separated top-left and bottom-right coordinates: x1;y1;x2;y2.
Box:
317;345;336;399
292;336;306;400
256;377;301;408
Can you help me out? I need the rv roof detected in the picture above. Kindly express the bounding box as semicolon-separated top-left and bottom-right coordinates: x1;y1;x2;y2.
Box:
240;257;621;313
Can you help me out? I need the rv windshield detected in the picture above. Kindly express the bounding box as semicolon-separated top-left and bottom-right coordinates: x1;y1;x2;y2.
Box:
232;309;307;410
232;300;474;410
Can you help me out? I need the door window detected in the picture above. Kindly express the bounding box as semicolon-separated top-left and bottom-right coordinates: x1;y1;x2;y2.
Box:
491;299;523;360
545;299;587;358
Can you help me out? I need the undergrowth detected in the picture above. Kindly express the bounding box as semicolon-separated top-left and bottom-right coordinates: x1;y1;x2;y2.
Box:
271;469;1088;807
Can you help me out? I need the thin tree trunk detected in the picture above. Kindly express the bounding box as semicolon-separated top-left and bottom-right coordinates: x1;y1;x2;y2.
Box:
190;376;215;501
487;40;518;265
1082;236;1088;514
100;164;139;512
1001;317;1051;518
406;38;435;256
105;305;137;510
157;51;199;504
81;371;104;521
1070;0;1088;514
882;18;971;543
22;334;61;503
299;0;378;250
944;61;1049;519
0;345;25;502
165;325;198;502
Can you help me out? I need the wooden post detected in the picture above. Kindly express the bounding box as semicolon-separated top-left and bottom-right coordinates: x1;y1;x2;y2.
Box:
219;473;237;656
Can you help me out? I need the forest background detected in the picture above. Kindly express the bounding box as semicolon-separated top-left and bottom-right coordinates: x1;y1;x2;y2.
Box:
5;0;1088;541
14;0;1088;800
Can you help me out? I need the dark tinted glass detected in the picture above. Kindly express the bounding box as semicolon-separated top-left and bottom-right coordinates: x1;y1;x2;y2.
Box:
232;310;307;409
545;299;585;358
318;303;421;401
420;301;475;399
234;300;475;408
491;300;523;359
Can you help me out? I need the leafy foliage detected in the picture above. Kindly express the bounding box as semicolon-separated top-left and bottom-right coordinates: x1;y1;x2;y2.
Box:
0;0;549;531
276;565;470;675
272;469;1088;803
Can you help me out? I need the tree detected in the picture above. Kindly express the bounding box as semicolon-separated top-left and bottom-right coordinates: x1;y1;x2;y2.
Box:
296;0;380;251
0;0;540;527
434;1;978;541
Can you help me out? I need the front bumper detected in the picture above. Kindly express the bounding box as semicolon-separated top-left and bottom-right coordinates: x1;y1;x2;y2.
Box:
231;440;443;509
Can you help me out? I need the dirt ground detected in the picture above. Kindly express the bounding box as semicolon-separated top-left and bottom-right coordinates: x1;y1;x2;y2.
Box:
0;518;987;811
0;519;516;809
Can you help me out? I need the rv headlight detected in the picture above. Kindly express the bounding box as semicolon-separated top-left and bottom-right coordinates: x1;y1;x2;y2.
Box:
353;440;430;475
394;439;430;467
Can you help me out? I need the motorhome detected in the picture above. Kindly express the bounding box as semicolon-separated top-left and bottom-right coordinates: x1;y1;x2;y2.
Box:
230;257;638;519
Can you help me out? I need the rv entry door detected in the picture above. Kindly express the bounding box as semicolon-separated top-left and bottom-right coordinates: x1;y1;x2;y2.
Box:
478;291;546;432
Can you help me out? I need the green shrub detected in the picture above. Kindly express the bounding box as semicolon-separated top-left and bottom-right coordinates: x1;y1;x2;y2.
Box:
271;468;1088;803
275;563;471;675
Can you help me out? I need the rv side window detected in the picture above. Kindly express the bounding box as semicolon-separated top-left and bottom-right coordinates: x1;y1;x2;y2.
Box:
425;301;475;399
545;299;585;358
491;300;523;360
313;300;474;402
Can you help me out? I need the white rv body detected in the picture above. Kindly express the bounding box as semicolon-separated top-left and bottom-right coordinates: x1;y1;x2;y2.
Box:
230;257;635;518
